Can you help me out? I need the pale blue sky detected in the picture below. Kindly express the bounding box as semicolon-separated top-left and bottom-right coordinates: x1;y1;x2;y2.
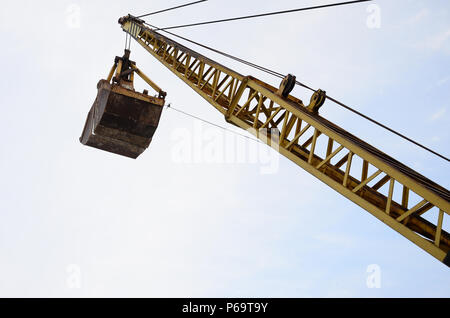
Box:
0;0;449;297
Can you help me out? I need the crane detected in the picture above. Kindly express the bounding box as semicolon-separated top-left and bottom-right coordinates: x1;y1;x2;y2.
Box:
80;14;450;267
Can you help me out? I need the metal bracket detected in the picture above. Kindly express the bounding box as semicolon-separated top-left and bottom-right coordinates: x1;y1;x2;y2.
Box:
118;14;145;26
107;49;167;99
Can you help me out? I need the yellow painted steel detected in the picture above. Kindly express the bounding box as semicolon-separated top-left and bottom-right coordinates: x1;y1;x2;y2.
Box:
107;63;117;82
121;19;450;266
132;66;162;94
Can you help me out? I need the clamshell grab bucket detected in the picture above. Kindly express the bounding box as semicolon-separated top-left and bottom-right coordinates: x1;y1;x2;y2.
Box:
80;50;166;159
80;80;164;158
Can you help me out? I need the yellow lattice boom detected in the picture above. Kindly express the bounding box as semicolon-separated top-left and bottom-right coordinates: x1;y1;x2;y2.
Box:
121;17;450;266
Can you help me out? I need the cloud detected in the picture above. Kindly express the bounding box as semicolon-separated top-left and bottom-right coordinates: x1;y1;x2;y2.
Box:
437;76;449;87
312;233;357;249
428;29;450;51
429;107;447;122
415;29;450;52
406;8;430;25
431;136;440;143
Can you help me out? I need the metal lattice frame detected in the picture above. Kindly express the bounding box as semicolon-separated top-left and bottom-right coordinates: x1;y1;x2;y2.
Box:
122;20;450;266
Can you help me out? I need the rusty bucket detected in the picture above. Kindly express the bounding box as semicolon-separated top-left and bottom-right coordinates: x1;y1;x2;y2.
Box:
80;79;165;159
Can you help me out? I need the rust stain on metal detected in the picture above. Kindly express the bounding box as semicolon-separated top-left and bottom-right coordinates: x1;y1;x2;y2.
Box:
80;80;165;159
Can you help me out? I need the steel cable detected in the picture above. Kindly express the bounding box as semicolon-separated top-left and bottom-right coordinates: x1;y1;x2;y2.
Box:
137;0;208;18
154;0;373;31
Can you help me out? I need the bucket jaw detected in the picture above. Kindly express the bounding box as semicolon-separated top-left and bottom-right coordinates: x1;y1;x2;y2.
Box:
80;50;166;159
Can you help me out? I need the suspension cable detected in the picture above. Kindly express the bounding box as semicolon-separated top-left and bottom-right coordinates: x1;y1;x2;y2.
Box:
138;24;449;162
325;96;450;162
154;0;373;31
166;103;262;143
145;22;286;79
137;0;207;19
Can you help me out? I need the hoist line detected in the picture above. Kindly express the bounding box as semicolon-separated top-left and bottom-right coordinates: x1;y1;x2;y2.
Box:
153;0;374;31
166;103;263;143
136;0;208;18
